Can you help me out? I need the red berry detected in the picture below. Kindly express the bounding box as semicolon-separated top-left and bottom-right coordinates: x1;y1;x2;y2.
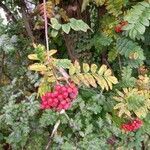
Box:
60;100;66;105
45;105;51;109
69;93;77;99
66;98;71;102
41;95;46;102
58;94;63;100
47;93;51;97
43;101;48;105
51;93;56;98
63;92;68;98
47;98;53;105
121;118;143;132
115;25;122;33
41;83;78;111
55;84;61;91
63;103;71;110
52;99;59;107
53;91;59;97
61;86;67;92
67;87;73;93
57;104;64;111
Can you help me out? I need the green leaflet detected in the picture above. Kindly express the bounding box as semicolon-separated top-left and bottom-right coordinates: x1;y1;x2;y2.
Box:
116;37;145;68
123;1;150;40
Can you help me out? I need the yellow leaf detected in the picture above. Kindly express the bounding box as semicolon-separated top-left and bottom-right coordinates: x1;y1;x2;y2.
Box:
47;71;54;76
118;109;125;117
107;76;118;84
93;74;108;90
28;54;39;60
71;75;80;85
123;88;129;94
116;90;125;98
113;96;123;102
69;64;76;75
77;73;90;87
28;63;47;71
114;103;125;110
84;73;97;88
91;64;98;73
124;109;131;117
105;77;113;90
47;76;56;83
47;49;57;56
100;76;109;91
74;60;81;73
98;64;107;75
104;69;112;76
83;63;90;73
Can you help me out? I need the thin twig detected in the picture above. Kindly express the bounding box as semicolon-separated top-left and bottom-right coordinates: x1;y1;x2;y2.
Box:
45;110;65;150
45;120;61;150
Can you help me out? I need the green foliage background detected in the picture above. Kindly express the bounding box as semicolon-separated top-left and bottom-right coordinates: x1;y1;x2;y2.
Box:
0;0;150;149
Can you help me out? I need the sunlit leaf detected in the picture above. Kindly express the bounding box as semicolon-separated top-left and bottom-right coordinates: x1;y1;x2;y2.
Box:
28;63;47;71
104;69;112;76
91;64;98;73
98;65;107;75
83;63;90;73
107;76;118;84
47;49;57;56
77;73;90;87
114;103;125;110
28;54;39;60
71;75;80;85
69;64;76;75
51;18;61;30
84;73;97;88
74;60;81;73
62;23;71;34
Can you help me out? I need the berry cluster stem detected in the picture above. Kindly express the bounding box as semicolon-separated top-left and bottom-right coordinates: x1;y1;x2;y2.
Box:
43;0;69;83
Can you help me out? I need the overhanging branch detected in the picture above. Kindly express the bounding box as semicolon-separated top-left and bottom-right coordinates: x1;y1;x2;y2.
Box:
0;1;17;22
19;0;35;43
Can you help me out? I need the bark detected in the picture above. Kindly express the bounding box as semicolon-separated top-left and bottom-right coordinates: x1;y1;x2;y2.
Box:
19;0;35;43
63;34;77;62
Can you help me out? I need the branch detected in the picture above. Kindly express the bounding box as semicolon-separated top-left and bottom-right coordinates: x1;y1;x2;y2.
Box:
0;1;17;22
63;34;77;62
19;0;35;43
45;119;61;150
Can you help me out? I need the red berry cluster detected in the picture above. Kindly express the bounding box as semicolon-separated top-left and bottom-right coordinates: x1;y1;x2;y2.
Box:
121;118;143;132
115;21;128;33
40;83;78;111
